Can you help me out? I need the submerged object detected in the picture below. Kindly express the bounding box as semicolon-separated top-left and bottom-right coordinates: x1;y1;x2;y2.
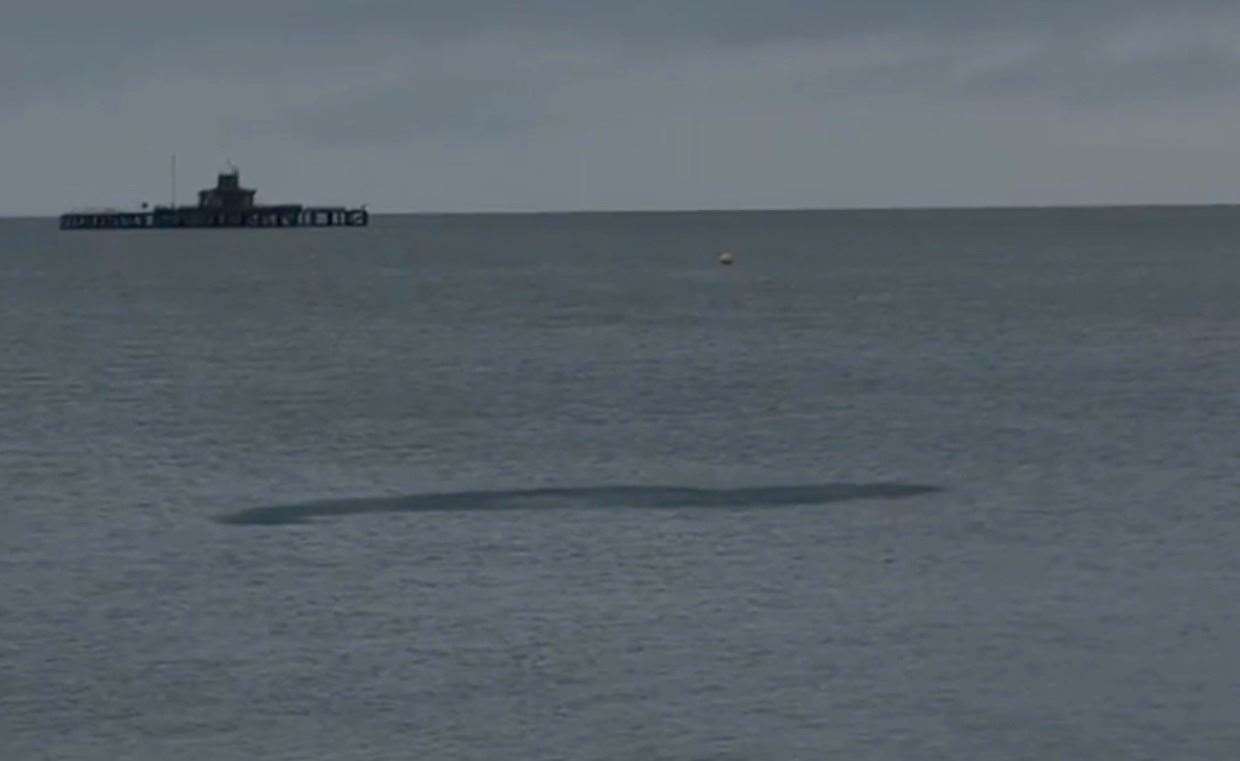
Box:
59;167;368;230
718;251;735;265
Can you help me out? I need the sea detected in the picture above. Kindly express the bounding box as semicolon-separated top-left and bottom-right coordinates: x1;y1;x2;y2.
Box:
2;207;1238;760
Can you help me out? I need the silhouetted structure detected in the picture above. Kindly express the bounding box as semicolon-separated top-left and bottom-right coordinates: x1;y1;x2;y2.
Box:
60;168;368;230
198;169;256;210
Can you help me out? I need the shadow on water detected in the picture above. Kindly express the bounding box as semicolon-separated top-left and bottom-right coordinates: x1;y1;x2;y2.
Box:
216;483;943;526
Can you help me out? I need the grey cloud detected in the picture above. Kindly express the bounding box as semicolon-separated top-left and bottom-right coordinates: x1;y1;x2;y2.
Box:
9;2;1240;109
784;36;1240;110
964;46;1240;108
232;79;544;146
6;1;1228;44
7;1;1240;214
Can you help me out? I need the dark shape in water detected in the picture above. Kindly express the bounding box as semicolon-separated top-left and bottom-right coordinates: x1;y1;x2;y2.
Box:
217;483;943;526
59;168;368;230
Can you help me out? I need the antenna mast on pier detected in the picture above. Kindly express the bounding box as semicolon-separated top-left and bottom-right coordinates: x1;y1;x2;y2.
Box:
171;155;177;209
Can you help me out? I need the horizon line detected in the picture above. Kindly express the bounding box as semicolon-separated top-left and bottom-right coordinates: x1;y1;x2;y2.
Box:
6;199;1240;221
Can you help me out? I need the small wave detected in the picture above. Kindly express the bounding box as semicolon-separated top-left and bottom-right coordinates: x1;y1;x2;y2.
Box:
216;483;942;526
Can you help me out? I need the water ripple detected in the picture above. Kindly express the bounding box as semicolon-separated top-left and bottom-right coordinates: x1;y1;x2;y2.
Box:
217;483;943;526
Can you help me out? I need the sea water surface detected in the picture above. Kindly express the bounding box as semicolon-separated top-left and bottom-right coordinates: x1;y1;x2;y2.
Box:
2;208;1239;759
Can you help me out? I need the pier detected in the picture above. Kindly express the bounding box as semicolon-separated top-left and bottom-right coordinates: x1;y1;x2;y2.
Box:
59;168;369;230
60;206;368;230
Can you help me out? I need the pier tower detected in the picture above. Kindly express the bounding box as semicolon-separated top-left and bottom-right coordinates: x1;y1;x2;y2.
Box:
198;169;256;210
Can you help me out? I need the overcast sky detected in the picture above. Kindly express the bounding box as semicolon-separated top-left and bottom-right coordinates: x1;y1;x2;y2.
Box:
7;1;1240;215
